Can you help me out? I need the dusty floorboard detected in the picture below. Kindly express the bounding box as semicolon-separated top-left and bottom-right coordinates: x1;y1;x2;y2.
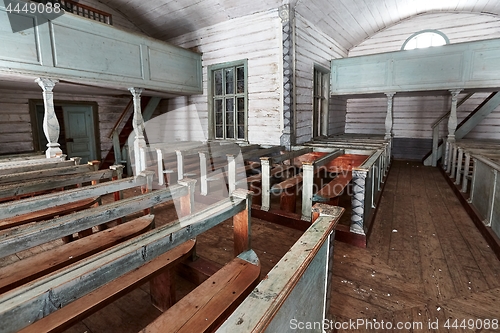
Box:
332;161;500;333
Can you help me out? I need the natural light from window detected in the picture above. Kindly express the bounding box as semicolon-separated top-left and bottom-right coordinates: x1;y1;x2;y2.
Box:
403;31;448;50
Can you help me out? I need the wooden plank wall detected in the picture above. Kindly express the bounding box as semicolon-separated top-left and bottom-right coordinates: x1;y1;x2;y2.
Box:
294;13;347;144
349;12;500;57
0;89;131;158
343;12;500;160
78;0;145;33
161;10;283;146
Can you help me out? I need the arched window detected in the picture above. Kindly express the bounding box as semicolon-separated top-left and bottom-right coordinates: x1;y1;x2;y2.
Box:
402;30;449;50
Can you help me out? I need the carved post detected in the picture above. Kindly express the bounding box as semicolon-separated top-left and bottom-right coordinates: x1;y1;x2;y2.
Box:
35;78;62;158
129;87;146;176
351;168;367;235
445;89;462;168
279;4;295;149
384;92;396;140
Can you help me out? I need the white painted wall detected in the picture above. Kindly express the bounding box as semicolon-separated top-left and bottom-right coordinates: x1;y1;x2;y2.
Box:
294;13;348;144
345;12;500;142
161;10;283;146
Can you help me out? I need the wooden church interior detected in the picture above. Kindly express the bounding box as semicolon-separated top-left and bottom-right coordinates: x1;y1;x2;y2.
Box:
1;0;500;332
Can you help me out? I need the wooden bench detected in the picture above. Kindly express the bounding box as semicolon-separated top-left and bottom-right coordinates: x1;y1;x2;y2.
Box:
0;215;154;294
141;250;260;333
17;239;196;333
313;171;352;205
0;188;253;333
0;158;82;185
269;150;344;219
0;164;125;238
218;204;343;332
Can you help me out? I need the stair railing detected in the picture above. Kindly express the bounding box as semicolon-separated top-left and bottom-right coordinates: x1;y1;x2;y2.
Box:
429;93;474;167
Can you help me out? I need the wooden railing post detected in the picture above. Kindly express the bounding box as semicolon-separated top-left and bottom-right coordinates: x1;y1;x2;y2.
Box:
445;89;462;171
260;157;271;211
232;189;253;257
351;168;367;235
461;152;471;193
227;154;237;194
301;163;314;221
178;178;196;218
35;78;62;158
129;87;146;176
384;92;396;140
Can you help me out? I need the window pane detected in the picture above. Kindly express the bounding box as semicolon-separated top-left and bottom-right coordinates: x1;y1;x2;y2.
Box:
226;126;234;139
215;99;223;127
214;70;223;95
215;125;223;139
238;125;245;139
237;97;244;112
225;68;234;94
237;66;245;93
226;98;234;113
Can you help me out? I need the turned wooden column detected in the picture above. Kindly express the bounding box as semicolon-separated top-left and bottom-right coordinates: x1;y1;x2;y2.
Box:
384;92;396;140
36;78;62;158
444;89;462;170
129;87;146;176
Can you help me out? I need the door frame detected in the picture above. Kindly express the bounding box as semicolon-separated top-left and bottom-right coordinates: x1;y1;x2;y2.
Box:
29;100;101;160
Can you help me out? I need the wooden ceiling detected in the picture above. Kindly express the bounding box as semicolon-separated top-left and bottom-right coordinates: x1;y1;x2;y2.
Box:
96;0;500;50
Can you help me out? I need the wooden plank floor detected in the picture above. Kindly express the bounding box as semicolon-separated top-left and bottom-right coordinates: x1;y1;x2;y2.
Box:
331;160;500;333
2;160;500;332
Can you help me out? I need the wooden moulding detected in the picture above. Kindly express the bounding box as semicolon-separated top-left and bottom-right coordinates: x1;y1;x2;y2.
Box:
217;204;343;332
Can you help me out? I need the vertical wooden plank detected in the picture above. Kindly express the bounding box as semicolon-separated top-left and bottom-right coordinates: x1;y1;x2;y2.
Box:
455;148;464;185
301;163;314;221
176;150;184;181
199;151;209;195
150;178;195;312
232;189;252;257
461;152;471;193
260;157;271;211
156;149;165;186
227;154;236;194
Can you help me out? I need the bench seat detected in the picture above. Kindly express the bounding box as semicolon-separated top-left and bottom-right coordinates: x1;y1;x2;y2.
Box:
0;215;154;294
18;239;196;333
141;250;260;333
313;171;352;203
0;197;99;230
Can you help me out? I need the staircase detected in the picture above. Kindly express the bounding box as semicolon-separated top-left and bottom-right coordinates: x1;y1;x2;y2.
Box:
100;97;162;171
423;92;500;166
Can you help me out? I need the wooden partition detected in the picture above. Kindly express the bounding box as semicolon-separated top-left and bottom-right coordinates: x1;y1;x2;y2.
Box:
217;204;343;332
0;4;202;94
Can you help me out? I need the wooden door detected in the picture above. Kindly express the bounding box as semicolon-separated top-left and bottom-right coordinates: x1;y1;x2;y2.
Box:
62;105;96;163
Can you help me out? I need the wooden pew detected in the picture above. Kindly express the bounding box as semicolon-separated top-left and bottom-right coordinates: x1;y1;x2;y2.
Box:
312;154;369;205
218;204;343;332
0;215;154;294
0;154;66;171
0;189;253;333
141;250;260;333
270;149;344;220
0;165;126;234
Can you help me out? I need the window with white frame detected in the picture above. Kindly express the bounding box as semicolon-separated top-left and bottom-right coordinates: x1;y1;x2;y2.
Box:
313;65;330;138
402;30;449;50
209;60;247;140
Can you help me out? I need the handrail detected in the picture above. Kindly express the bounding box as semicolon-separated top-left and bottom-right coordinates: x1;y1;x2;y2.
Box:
108;98;133;139
431;92;474;128
59;0;113;25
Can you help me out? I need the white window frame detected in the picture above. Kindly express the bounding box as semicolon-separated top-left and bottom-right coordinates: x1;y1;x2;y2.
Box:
207;60;248;141
313;65;330;138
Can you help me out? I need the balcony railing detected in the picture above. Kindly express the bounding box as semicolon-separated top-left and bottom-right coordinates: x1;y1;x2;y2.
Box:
32;0;113;25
